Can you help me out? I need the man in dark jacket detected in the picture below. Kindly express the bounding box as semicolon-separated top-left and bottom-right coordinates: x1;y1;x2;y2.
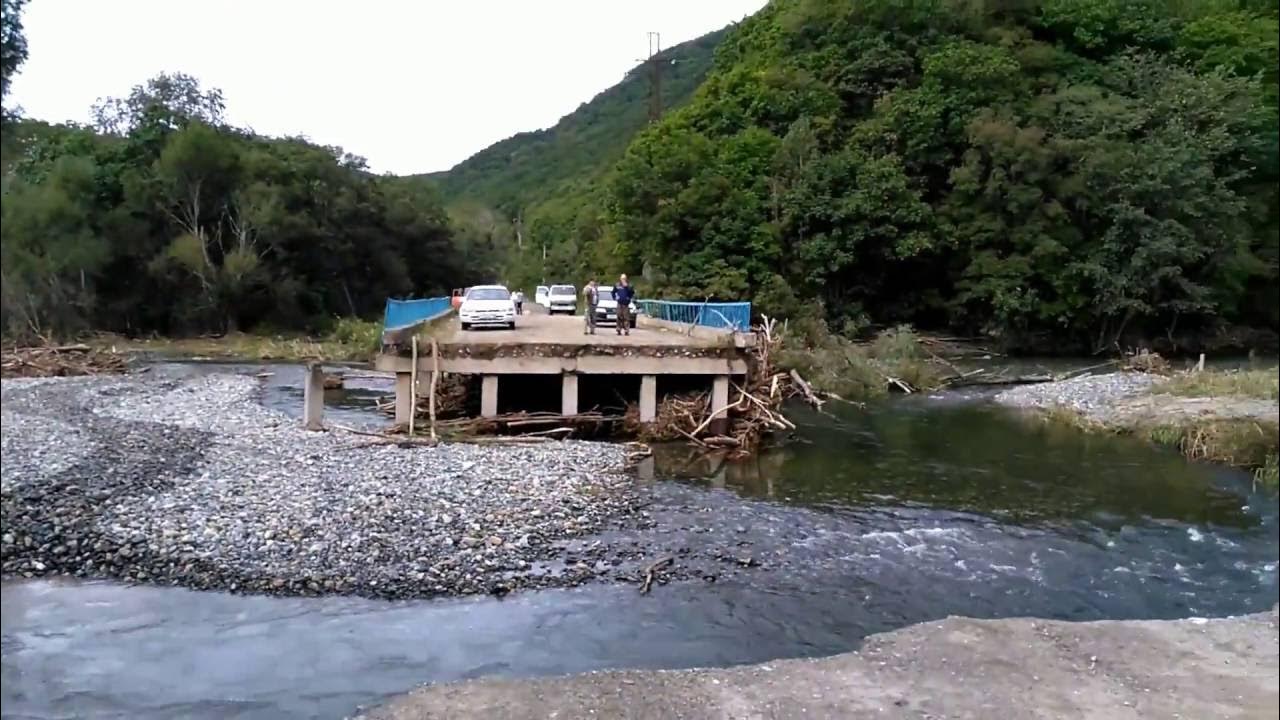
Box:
612;274;635;336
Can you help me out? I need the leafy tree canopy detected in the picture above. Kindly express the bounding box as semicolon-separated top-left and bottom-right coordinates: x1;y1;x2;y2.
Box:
2;70;490;339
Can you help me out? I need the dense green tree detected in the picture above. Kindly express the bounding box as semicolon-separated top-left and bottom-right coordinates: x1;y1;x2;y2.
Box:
1;74;486;339
0;0;26;111
602;0;1280;351
91;72;227;135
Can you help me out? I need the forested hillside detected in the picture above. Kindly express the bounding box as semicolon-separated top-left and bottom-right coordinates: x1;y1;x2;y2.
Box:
6;0;1278;353
433;28;732;295
607;0;1279;351
432;29;726;210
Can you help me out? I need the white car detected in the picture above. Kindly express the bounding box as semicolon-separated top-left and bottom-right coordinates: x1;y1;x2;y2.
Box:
547;284;577;315
535;286;550;309
592;286;639;329
459;285;516;330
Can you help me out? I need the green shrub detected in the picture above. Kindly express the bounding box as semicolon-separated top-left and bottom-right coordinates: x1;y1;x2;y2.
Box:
327;317;382;357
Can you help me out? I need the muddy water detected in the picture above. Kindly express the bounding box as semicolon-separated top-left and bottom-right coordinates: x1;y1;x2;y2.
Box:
2;367;1276;719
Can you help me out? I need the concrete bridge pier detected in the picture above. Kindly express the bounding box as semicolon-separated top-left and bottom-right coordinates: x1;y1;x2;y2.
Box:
639;375;657;423
561;374;579;416
395;372;414;425
303;362;325;431
710;375;730;435
481;376;500;418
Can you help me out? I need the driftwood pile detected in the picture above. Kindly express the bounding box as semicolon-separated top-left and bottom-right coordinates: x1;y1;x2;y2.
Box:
1;343;129;378
623;316;828;456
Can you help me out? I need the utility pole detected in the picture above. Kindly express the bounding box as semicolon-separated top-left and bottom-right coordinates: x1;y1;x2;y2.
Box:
644;32;662;123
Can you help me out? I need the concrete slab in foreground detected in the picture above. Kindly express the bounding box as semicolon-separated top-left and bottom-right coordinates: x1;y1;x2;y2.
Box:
359;608;1278;720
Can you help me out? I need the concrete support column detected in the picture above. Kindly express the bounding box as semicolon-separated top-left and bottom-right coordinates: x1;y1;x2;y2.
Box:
303;362;325;431
639;375;658;423
710;375;730;435
395;372;414;425
481;375;500;418
561;374;579;416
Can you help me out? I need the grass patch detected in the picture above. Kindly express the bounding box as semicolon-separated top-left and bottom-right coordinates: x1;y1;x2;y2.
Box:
1156;369;1278;400
1038;405;1279;488
326;317;383;358
776;321;945;400
1145;418;1279;470
91;318;385;363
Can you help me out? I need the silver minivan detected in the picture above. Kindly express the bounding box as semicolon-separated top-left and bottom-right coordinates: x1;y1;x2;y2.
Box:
548;284;577;315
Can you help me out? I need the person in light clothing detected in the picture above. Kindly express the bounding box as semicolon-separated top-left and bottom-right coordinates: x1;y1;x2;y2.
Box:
583;280;599;335
512;289;524;315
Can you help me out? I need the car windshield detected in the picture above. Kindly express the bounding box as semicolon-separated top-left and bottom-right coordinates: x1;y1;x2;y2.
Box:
467;288;510;301
550;285;575;296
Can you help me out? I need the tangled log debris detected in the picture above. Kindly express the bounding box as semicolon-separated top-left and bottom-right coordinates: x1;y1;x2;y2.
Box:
618;316;820;455
1;344;129;378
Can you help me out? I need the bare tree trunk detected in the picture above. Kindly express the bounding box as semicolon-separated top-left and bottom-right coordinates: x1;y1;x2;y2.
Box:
342;280;358;317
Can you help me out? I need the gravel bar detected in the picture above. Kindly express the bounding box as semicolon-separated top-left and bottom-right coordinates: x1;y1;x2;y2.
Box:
994;372;1159;422
1;370;651;599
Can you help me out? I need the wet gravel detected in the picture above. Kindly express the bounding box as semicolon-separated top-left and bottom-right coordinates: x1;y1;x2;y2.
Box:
994;372;1158;422
0;370;652;599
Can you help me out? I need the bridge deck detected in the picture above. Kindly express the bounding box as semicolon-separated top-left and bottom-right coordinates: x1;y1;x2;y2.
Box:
438;312;724;349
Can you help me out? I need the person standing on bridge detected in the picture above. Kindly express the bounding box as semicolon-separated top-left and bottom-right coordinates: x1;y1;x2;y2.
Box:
612;274;635;336
583;280;599;335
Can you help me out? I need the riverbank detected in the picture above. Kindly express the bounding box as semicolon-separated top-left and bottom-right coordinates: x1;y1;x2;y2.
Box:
0;370;653;599
84;318;383;363
360;606;1279;719
997;370;1279;486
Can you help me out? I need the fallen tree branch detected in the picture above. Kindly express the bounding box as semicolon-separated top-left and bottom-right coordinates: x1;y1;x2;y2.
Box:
789;369;824;408
688;393;747;437
640;556;675;594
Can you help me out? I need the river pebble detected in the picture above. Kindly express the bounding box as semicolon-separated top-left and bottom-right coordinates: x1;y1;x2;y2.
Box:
994;372;1158;421
0;370;649;599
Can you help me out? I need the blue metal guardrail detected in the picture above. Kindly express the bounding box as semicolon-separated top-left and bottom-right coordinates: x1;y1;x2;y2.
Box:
383;297;452;331
635;300;752;331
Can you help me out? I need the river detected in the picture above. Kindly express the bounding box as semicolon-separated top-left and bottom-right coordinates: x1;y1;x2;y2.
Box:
2;364;1277;719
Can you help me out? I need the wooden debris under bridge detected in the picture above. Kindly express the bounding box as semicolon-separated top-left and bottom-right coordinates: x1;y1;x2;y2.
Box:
1;343;129;378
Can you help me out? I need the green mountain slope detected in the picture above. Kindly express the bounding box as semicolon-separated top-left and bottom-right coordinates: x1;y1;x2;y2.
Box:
430;28;727;211
605;0;1279;351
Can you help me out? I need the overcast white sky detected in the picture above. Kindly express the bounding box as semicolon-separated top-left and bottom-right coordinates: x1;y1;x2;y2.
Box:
9;0;767;175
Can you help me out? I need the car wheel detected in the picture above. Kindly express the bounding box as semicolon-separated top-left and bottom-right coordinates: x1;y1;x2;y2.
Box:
461;322;471;331
507;322;516;330
630;316;637;329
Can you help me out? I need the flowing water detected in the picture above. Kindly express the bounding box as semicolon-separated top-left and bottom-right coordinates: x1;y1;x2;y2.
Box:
2;365;1277;719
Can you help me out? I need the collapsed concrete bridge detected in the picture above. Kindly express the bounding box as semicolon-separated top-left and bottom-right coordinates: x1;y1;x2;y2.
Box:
372;308;756;430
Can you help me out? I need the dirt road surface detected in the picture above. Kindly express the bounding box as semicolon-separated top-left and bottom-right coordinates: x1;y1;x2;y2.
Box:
359;608;1279;719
